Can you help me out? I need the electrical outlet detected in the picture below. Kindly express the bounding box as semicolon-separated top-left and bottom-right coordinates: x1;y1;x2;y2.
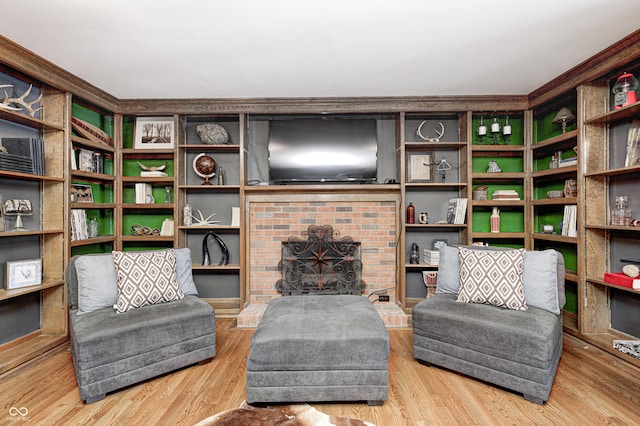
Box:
378;295;390;302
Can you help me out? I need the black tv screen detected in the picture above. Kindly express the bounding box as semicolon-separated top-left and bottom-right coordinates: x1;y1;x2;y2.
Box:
268;117;378;183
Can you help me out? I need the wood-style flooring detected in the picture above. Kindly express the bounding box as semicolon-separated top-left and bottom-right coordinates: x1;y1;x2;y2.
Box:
1;319;639;425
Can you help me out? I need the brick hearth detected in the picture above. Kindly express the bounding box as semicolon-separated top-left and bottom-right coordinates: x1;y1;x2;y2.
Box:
237;191;408;327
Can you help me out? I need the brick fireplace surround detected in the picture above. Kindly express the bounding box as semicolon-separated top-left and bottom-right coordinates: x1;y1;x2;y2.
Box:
237;191;408;327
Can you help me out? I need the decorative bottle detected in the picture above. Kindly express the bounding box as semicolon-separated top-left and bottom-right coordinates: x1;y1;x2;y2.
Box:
164;186;172;204
477;115;487;143
407;202;415;224
502;115;512;144
490;207;500;233
491;116;501;144
612;195;631;226
217;165;224;185
88;217;99;238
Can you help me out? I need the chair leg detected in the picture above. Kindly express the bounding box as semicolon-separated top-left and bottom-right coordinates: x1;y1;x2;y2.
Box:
417;359;432;367
367;400;383;406
523;394;544;405
84;394;106;404
199;357;214;365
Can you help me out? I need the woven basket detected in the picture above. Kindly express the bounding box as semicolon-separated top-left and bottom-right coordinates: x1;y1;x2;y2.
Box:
473;186;488;200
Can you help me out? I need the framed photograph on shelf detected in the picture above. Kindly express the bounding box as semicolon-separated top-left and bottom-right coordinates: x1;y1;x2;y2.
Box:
407;152;433;182
5;258;42;290
70;184;94;203
134;117;175;149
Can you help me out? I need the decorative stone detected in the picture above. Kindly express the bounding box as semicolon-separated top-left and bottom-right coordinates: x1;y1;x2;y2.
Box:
196;123;229;145
622;264;640;278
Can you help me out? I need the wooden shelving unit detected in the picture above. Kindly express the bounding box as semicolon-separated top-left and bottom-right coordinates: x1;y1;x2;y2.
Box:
0;80;67;375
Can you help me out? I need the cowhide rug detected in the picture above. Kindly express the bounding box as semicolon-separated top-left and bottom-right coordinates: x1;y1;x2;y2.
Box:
194;401;375;426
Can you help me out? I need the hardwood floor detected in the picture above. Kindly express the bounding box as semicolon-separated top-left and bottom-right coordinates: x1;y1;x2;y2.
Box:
1;319;639;425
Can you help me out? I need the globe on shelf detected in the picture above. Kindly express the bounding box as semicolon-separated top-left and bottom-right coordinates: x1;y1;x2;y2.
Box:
193;153;216;185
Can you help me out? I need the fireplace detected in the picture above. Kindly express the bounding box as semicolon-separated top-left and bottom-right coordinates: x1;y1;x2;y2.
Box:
277;224;365;296
237;191;408;327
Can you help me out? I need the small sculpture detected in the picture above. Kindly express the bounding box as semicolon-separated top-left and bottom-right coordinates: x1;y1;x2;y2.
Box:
487;160;502;173
196;123;229;145
0;84;43;117
202;232;229;266
416;121;445;142
436;157;453;182
191;209;220;226
137;161;167;172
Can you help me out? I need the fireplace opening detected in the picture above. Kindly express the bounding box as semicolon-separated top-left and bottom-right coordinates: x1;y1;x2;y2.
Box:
276;224;365;296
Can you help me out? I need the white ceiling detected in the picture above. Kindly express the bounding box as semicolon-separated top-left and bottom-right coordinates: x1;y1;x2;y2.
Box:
2;0;639;100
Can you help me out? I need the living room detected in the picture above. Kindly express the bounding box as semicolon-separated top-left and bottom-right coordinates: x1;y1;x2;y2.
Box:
1;1;640;424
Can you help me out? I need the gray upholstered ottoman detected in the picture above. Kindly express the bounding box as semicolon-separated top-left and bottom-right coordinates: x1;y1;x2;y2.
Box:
246;295;389;405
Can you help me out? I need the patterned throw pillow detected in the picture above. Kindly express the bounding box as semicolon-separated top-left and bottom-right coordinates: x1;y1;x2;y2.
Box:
112;249;184;313
456;247;527;310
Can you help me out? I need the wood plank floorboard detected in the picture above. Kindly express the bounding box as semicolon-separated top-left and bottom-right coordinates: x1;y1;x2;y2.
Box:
1;319;639;425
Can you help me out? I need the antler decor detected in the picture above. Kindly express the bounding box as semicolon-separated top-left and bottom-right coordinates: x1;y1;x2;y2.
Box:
137;161;167;171
0;84;43;117
416;120;445;142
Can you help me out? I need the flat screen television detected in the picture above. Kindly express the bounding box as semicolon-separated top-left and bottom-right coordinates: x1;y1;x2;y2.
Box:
268;117;378;183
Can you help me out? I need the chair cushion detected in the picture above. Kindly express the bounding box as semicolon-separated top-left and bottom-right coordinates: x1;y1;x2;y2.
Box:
70;295;214;368
413;294;561;369
247;295;389;372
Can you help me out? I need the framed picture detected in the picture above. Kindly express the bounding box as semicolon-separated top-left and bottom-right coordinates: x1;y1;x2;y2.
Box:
407;152;433;182
134;117;175;149
5;258;42;290
70;184;94;203
432;239;448;251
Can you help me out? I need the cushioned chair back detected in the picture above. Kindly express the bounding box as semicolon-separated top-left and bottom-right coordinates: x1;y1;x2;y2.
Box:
554;252;566;311
67;253;109;310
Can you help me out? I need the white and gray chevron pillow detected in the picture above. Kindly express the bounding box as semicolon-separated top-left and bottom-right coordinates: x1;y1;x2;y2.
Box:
112;249;184;313
456;247;527;311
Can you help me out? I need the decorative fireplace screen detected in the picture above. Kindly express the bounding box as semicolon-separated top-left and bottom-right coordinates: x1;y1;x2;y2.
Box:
276;224;366;296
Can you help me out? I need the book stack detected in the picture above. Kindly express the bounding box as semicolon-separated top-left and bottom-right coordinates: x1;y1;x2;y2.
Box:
558;156;578;167
446;198;468;224
491;189;520;200
423;250;440;265
561;205;577;237
604;272;640;289
0;137;45;175
135;183;153;204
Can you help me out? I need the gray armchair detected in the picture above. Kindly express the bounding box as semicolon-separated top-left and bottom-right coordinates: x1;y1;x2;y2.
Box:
413;245;565;404
66;249;216;403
